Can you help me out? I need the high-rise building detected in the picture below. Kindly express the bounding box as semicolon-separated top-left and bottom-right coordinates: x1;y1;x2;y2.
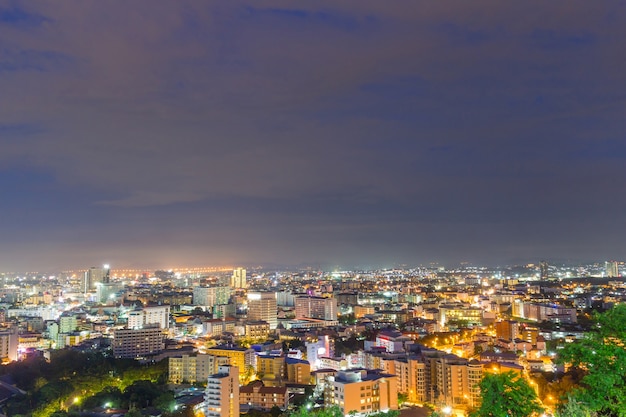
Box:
411;349;482;410
295;296;337;321
127;306;171;329
540;260;549;280
144;305;171;329
193;286;232;306
84;264;111;292
0;326;18;363
247;292;277;329
606;261;619;278
495;320;519;341
432;356;483;409
231;268;247;289
112;325;164;359
96;282;122;303
203;365;239;417
59;315;78;334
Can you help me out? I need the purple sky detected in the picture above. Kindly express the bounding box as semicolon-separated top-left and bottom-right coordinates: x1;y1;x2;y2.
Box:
0;1;625;271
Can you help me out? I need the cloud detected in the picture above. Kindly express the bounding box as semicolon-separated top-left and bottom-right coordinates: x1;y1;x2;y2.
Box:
0;0;625;268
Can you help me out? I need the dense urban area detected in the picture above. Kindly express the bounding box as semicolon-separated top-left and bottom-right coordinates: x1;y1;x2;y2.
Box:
0;261;624;417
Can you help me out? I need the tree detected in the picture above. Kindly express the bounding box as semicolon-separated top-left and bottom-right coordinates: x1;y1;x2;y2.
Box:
469;371;543;417
123;380;162;409
287;406;342;417
270;405;283;417
554;395;597;417
397;392;408;407
125;408;142;417
559;304;626;416
154;391;176;412
370;411;399;417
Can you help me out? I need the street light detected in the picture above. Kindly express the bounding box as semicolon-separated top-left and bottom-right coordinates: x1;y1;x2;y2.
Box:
442;406;452;415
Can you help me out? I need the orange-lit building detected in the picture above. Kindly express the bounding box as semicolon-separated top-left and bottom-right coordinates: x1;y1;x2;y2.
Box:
240;381;288;410
327;369;398;416
286;357;311;385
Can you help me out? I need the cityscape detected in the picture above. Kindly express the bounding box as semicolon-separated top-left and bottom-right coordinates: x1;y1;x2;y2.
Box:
0;261;623;416
1;1;625;417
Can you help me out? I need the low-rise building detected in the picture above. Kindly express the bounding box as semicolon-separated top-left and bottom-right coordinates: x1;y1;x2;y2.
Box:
240;381;288;411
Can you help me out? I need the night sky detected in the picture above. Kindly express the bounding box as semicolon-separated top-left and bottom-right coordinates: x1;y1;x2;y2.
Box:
1;1;625;271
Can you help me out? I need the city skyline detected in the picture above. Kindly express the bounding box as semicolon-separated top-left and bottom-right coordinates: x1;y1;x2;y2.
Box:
1;2;625;271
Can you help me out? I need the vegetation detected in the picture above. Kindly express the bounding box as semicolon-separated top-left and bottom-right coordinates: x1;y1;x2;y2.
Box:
468;371;543;417
334;336;363;356
529;369;583;407
0;350;169;417
559;304;626;416
338;313;357;325
554;395;597;417
397;392;408;407
287;406;399;417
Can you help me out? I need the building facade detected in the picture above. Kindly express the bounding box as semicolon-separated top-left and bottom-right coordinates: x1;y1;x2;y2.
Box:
295;296;337;321
203;365;239;417
240;381;288;411
206;346;257;375
231;268;247;289
169;354;230;384
247;292;277;330
327;369;398;416
112;325;164;359
194;286;232;307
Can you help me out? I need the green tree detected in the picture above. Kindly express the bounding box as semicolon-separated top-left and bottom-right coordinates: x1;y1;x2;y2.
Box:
397;392;408;407
288;405;342;417
554;395;597;417
469;371;543;417
270;405;283;417
370;411;399;417
123;380;162;409
559;304;626;416
154;391;176;412
125;408;143;417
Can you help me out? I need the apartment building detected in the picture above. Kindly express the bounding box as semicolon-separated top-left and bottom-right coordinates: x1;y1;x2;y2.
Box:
247;292;277;330
295;296;337;321
240;381;288;411
169;353;229;384
206;345;256;374
203;365;239;417
327;369;398;416
286;357;311;385
112;325;164;359
257;355;285;386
